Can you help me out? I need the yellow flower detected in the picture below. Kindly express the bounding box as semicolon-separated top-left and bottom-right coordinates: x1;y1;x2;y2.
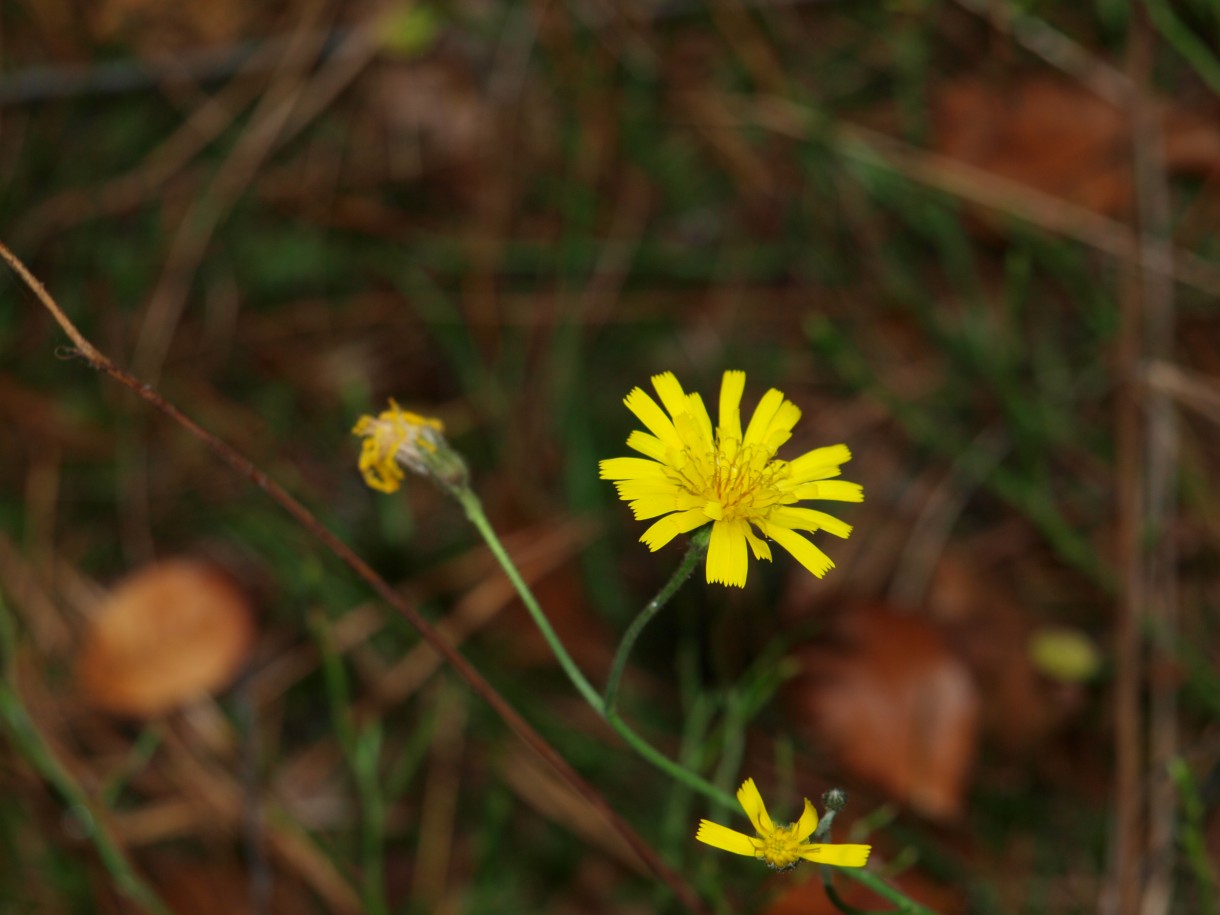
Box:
696;779;871;871
599;371;862;587
352;400;465;493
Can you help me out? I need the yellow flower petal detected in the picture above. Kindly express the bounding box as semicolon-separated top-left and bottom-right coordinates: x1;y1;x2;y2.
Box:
603;371;862;587
674;407;713;456
768;506;853;539
795;799;819;841
599;457;664;481
624;497;676;520
682;392;715;451
742;388;785;447
761;401;802;451
707;520;749;587
626;491;704;520
640;509;708;551
352;401;461;492
761;523;835;578
718;370;745;442
624;387;682;450
810;480;865;503
742;523;772;561
695;820;758;857
799;844;872;867
736;778;775;835
613;478;684;500
625;431;669;462
650;371;689;421
788;444;851;481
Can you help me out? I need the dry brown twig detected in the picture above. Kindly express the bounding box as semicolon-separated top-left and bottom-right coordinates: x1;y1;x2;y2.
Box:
0;240;711;915
1108;10;1179;915
683;91;1220;297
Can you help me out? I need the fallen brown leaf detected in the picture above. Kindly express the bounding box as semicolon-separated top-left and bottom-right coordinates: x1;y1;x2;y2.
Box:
76;559;256;718
786;602;979;820
933;75;1220;218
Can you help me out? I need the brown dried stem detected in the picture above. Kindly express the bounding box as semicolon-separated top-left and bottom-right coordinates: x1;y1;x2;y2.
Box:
0;240;710;915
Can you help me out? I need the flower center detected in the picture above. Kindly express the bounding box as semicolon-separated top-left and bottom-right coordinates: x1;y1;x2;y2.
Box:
757;822;803;871
677;437;788;521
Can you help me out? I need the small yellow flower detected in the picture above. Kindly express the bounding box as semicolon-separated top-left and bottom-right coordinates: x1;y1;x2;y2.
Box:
599;371;862;587
352;400;465;492
696;779;871;871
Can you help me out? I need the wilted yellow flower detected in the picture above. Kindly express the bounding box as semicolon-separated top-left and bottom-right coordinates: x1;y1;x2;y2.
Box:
599;371;861;587
352;400;465;492
696;778;871;871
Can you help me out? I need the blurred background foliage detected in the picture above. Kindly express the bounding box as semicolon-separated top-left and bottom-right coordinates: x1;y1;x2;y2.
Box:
1;0;1219;913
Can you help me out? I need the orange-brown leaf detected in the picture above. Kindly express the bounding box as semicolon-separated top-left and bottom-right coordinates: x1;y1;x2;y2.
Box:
76;559;256;718
787;603;979;820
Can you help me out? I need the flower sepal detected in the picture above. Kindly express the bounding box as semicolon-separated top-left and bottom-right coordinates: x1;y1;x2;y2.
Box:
352;399;469;494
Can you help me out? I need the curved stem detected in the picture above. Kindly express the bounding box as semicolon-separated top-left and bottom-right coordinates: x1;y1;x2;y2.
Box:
2;241;708;913
0;684;174;915
454;488;606;714
603;527;709;715
606;708;736;809
452;482;937;913
455;490;732;807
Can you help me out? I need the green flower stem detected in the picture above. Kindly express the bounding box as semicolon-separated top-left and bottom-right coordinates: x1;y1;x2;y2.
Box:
604;527;709;715
816;793;938;915
455;489;938;914
0;594;171;915
831;869;939;915
455;488;735;806
606;708;736;809
0;684;173;915
454;487;605;713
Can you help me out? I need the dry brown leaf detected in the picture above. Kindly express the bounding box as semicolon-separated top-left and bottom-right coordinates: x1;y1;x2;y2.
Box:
927;552;1091;757
76;559;256;718
933;75;1220;217
786;603;979;820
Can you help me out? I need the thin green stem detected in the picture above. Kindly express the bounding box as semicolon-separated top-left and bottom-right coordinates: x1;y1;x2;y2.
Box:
0;684;173;915
1171;757;1220;915
606;708;736;809
454;487;606;713
455;489;734;806
604;527;709;714
311;613;389;915
816;797;936;915
454;490;937;914
0;595;171;914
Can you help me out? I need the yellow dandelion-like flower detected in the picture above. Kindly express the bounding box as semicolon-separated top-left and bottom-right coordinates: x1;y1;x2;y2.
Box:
696;778;871;871
599;371;862;587
352;399;466;493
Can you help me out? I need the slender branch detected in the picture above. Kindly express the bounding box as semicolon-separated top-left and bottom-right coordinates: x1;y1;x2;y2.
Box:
0;240;939;915
604;529;709;714
0;241;709;915
453;495;939;914
453;489;606;712
0;599;172;915
456;488;735;807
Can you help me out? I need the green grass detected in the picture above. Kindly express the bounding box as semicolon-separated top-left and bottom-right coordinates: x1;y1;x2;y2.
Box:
1;1;1218;912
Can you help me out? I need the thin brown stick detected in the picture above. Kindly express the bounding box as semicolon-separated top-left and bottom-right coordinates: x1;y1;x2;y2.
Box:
1144;361;1220;425
693;90;1220;297
1130;8;1179;914
132;0;333;383
0;240;710;915
951;0;1131;105
1106;15;1156;915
